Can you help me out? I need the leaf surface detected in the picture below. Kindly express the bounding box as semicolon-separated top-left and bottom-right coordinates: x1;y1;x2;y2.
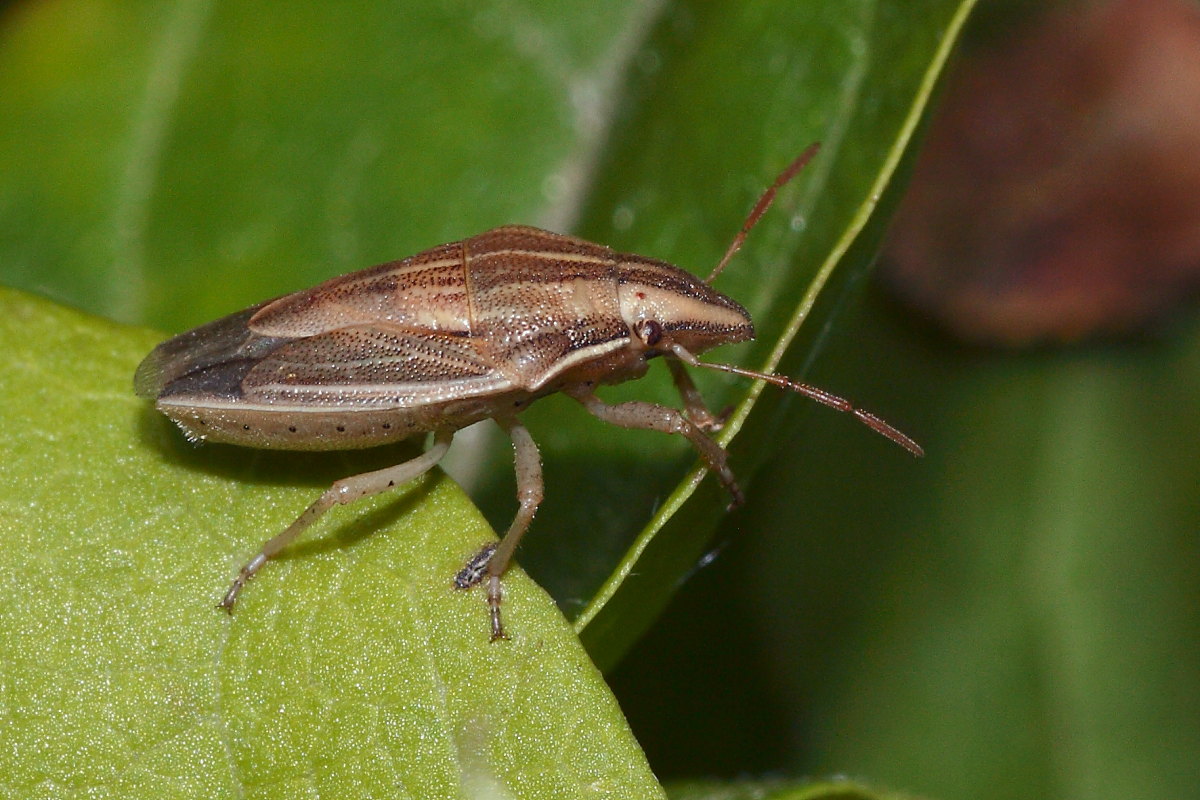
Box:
0;289;664;798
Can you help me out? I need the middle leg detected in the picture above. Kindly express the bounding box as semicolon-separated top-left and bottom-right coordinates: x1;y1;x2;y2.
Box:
453;416;543;641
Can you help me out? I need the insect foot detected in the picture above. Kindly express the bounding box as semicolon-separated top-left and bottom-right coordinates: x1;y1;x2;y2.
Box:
135;143;920;641
454;543;497;590
453;543;511;642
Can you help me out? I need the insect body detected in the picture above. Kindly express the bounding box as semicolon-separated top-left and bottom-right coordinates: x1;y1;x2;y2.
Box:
135;144;922;640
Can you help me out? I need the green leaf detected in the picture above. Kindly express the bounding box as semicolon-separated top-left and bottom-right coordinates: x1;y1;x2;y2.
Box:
0;1;978;673
568;0;978;666
0;1;981;795
0;287;664;798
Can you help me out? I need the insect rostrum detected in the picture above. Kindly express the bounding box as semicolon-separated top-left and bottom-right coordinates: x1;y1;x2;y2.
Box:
135;144;921;641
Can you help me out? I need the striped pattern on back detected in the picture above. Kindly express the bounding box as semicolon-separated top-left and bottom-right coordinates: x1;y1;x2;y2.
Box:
140;224;752;416
249;241;470;337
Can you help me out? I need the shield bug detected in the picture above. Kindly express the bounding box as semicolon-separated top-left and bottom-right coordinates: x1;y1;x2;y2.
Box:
135;144;922;641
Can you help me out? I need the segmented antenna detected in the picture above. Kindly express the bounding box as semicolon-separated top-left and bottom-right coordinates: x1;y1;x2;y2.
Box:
705;142;821;284
691;144;921;457
680;354;924;457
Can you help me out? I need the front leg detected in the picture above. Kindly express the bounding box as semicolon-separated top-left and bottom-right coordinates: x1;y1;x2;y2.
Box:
667;359;731;432
569;389;744;509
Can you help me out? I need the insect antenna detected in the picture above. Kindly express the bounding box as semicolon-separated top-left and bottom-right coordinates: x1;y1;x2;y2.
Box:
705;142;822;284
671;345;923;457
696;145;920;456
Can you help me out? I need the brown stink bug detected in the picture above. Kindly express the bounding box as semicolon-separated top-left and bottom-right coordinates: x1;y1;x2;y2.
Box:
135;144;922;640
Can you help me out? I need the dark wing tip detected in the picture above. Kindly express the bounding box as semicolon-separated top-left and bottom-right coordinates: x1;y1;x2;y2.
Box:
133;347;169;398
131;304;281;401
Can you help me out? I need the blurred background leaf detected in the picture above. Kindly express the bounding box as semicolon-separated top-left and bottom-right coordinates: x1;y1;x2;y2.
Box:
607;2;1200;800
666;778;915;800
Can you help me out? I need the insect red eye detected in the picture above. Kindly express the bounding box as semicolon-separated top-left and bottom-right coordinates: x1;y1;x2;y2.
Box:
637;319;663;346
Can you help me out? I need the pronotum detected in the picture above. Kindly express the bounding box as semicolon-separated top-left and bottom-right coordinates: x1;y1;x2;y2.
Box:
135;144;922;641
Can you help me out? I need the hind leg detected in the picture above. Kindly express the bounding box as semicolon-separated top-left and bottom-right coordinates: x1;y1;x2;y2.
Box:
220;430;454;611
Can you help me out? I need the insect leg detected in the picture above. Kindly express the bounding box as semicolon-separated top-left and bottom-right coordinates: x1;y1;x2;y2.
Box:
219;429;454;612
454;417;543;641
569;389;744;509
667;359;730;432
